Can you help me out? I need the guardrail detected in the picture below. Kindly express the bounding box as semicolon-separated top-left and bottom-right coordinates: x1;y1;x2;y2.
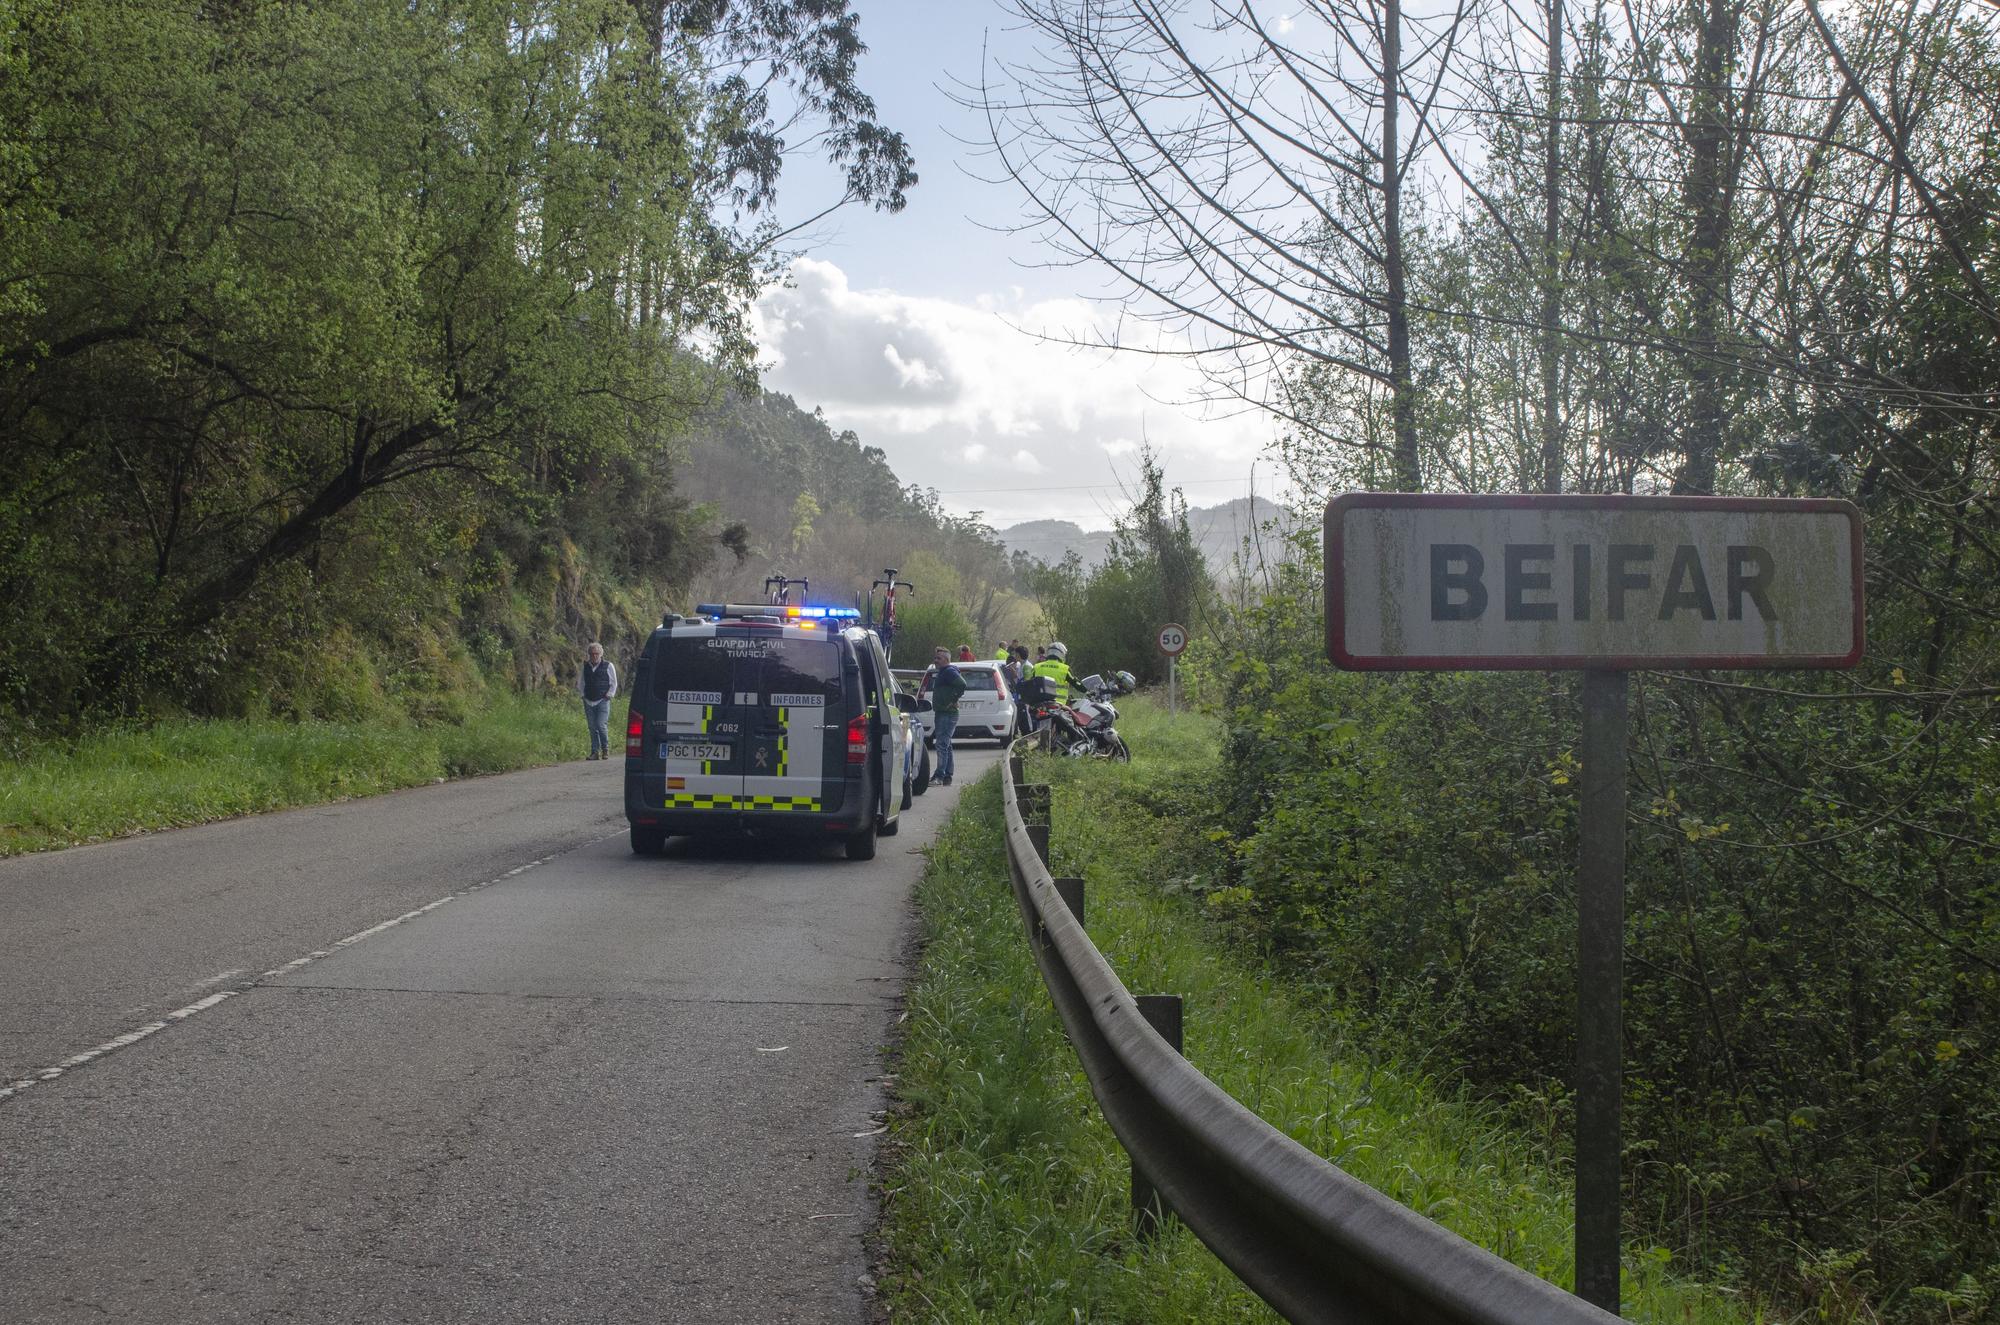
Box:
1000;745;1620;1325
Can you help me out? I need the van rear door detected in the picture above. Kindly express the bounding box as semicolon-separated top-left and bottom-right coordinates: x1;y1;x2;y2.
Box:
651;634;744;810
739;636;843;812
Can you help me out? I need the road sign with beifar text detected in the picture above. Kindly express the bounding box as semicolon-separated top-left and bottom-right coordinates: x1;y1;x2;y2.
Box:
1325;493;1864;671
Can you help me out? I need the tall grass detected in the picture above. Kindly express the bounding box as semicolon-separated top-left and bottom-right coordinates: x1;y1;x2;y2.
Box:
0;693;622;856
876;697;1760;1322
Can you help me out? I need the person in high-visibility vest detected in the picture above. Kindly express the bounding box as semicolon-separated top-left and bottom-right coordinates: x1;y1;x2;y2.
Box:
1032;641;1074;704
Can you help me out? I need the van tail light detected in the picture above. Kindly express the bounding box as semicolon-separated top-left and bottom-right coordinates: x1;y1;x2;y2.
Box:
846;712;868;764
626;711;644;758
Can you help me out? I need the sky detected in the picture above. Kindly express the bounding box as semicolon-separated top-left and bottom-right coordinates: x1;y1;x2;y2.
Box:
748;0;1290;531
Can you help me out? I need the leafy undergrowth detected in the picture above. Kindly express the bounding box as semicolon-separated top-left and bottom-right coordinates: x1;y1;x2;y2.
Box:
0;693;623;856
877;697;1758;1323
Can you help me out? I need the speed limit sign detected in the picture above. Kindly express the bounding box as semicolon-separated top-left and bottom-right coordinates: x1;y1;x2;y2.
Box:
1157;623;1189;656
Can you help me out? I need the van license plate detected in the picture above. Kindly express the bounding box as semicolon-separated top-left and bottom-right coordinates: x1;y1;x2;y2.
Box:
662;742;730;761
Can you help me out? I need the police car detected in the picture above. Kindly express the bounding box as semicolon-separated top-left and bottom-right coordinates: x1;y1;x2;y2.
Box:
623;603;928;861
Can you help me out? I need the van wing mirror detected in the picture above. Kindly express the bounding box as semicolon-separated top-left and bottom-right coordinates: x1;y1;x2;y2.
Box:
894;691;917;714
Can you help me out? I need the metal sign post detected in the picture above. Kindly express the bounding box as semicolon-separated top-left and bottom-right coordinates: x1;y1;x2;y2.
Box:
1325;493;1864;1315
1575;668;1627;1308
1157;623;1189;715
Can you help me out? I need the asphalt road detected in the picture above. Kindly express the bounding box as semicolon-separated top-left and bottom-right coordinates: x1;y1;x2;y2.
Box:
0;747;1000;1324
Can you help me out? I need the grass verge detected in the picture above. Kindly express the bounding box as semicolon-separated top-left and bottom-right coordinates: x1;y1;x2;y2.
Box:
0;692;624;856
876;699;1758;1323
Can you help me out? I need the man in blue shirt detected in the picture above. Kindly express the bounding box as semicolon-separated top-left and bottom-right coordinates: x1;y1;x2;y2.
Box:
927;646;967;786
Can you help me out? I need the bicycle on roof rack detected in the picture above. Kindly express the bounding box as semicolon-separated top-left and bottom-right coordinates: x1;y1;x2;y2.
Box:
763;574;808;606
867;569;915;661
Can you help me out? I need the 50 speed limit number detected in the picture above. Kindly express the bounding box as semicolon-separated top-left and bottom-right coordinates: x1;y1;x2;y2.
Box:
1156;623;1189;656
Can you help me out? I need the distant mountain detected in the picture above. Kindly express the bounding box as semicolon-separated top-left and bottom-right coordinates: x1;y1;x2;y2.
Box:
1186;496;1301;568
999;495;1297;571
997;519;1114;570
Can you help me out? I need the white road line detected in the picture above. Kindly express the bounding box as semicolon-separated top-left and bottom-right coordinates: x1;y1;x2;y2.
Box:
0;830;623;1104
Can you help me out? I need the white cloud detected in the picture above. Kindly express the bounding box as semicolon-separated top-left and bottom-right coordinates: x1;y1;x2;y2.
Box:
752;259;1276;526
754;261;960;405
884;343;943;391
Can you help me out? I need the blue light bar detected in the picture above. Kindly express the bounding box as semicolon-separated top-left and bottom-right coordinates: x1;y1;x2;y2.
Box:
690;602;863;621
781;604;862;619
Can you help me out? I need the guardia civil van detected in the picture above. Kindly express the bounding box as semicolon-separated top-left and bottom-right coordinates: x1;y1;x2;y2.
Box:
622;603;925;861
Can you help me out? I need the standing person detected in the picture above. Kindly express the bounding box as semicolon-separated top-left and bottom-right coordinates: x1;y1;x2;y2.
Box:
957;644;974;662
928;646;967;785
997;645;1019;732
579;642;618;760
1010;644;1034;735
1028;646;1048;728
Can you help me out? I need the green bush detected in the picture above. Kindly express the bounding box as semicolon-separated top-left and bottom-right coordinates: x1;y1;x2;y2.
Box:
880;702;1746;1322
885;596;974;665
1187;533;2000;1318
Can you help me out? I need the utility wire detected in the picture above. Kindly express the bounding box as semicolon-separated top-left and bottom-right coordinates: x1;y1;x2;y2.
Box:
932;474;1288;496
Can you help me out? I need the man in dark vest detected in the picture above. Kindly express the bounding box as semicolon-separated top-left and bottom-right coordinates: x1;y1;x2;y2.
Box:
579;642;618;760
927;645;967;786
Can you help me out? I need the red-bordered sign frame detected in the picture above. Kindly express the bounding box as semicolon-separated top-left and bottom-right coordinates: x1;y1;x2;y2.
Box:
1324;492;1866;671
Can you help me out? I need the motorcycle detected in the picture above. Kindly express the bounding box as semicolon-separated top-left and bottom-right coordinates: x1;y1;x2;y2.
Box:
1026;670;1135;760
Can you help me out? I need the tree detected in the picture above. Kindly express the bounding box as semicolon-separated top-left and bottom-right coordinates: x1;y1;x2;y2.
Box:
1190;1;2000;1306
1029;451;1210;683
0;0;913;718
973;0;1479;492
884;597;975;669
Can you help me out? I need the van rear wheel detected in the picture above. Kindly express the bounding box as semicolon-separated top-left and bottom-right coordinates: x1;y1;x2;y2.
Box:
630;825;666;855
845;820;878;861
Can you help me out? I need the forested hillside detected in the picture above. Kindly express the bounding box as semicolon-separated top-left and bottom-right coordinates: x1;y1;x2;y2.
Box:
675;387;1041;650
0;0;942;741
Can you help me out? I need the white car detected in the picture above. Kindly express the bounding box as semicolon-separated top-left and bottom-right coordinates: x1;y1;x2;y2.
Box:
898;706;932;797
915;662;1019;744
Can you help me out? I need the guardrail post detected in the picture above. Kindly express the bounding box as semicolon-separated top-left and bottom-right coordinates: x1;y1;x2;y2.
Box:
1018;784;1051;823
1131;993;1184;1241
1035;878;1085;954
1025;821;1050;865
1052;876;1083;925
